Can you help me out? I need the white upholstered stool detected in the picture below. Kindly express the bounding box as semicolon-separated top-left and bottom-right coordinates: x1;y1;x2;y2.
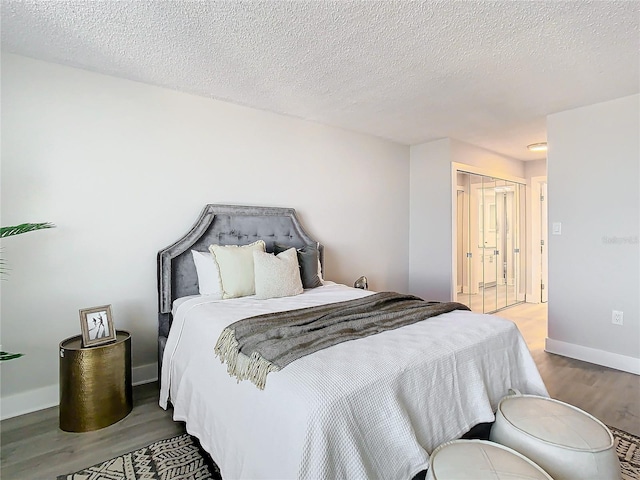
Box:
425;439;553;480
490;393;621;480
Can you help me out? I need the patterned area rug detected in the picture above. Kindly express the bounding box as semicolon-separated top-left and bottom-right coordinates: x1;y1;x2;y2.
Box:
613;425;640;480
58;426;639;480
56;434;222;480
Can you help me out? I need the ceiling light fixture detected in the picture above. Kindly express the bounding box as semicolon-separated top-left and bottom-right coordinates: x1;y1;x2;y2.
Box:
527;142;548;152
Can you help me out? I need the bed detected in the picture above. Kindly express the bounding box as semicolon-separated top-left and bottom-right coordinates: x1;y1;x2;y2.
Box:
158;204;548;480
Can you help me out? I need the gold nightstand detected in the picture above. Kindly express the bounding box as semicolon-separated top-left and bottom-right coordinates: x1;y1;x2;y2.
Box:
59;330;132;432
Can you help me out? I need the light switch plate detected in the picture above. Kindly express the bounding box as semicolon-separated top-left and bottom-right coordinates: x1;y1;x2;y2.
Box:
552;222;562;235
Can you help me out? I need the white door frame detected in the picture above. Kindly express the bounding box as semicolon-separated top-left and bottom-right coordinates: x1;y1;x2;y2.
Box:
527;175;548;303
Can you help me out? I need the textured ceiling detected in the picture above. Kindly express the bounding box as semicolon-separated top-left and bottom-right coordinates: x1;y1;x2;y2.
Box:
2;1;639;160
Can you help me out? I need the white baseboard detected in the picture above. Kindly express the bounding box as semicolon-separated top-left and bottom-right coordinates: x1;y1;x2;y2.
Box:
545;338;640;375
132;362;158;386
0;384;59;421
0;362;158;421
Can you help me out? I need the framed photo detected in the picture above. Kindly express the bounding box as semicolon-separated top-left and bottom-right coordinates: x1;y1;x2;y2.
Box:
79;305;116;347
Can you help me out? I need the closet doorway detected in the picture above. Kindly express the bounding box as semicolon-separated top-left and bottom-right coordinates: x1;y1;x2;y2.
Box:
455;171;526;313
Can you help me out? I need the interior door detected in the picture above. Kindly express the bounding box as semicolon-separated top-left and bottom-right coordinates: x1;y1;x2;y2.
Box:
540;182;548;303
481;176;498;313
502;180;523;308
515;182;527;303
495;179;508;310
455;173;473;310
456;170;526;313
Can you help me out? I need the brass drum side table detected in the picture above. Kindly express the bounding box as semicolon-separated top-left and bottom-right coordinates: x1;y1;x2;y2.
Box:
59;330;132;432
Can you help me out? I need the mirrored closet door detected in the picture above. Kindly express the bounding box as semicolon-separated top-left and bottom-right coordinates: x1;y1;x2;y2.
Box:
456;171;526;313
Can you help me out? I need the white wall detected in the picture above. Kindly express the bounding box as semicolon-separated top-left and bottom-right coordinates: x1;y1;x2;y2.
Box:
546;94;640;373
450;140;525;178
525;159;547;179
409;139;452;301
0;54;410;417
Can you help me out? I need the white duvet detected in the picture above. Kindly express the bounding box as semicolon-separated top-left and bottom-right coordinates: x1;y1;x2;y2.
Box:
160;283;548;480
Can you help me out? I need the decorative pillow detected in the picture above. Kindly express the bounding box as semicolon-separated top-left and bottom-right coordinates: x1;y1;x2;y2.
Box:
253;248;303;300
209;240;266;299
273;242;323;289
191;250;223;298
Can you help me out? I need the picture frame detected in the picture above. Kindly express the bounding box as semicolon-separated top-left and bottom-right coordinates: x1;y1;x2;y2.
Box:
79;305;116;347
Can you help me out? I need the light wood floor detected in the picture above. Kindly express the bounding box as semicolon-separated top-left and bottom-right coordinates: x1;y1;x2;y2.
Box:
1;302;639;480
1;383;185;480
494;302;640;438
455;284;522;314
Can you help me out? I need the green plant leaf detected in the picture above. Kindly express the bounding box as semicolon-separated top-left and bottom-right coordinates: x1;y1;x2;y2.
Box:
0;351;24;361
1;222;55;275
0;223;55;238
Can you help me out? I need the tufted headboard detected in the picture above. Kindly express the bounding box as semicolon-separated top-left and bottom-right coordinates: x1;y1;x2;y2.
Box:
157;204;324;374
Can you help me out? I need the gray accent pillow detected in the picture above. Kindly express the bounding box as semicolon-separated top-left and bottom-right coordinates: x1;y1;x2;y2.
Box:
274;242;323;289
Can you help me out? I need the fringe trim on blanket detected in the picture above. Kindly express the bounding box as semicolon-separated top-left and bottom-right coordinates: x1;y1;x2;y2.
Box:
214;328;280;390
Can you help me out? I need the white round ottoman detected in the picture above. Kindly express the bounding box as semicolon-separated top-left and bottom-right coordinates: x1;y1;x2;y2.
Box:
425;439;553;480
490;393;621;480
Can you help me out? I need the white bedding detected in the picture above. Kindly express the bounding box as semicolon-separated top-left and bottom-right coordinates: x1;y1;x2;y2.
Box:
160;283;548;480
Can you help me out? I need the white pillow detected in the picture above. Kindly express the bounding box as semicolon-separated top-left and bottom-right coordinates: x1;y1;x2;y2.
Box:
253;248;303;300
209;240;266;299
191;250;223;298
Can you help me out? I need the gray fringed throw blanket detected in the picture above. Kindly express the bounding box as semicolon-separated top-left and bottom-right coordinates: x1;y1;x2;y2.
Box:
214;292;470;389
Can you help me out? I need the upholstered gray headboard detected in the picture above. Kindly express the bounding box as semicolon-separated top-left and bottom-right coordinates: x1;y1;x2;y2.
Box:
157;204;324;375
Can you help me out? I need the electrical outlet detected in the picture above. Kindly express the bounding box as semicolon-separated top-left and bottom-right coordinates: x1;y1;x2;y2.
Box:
612;310;624;326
